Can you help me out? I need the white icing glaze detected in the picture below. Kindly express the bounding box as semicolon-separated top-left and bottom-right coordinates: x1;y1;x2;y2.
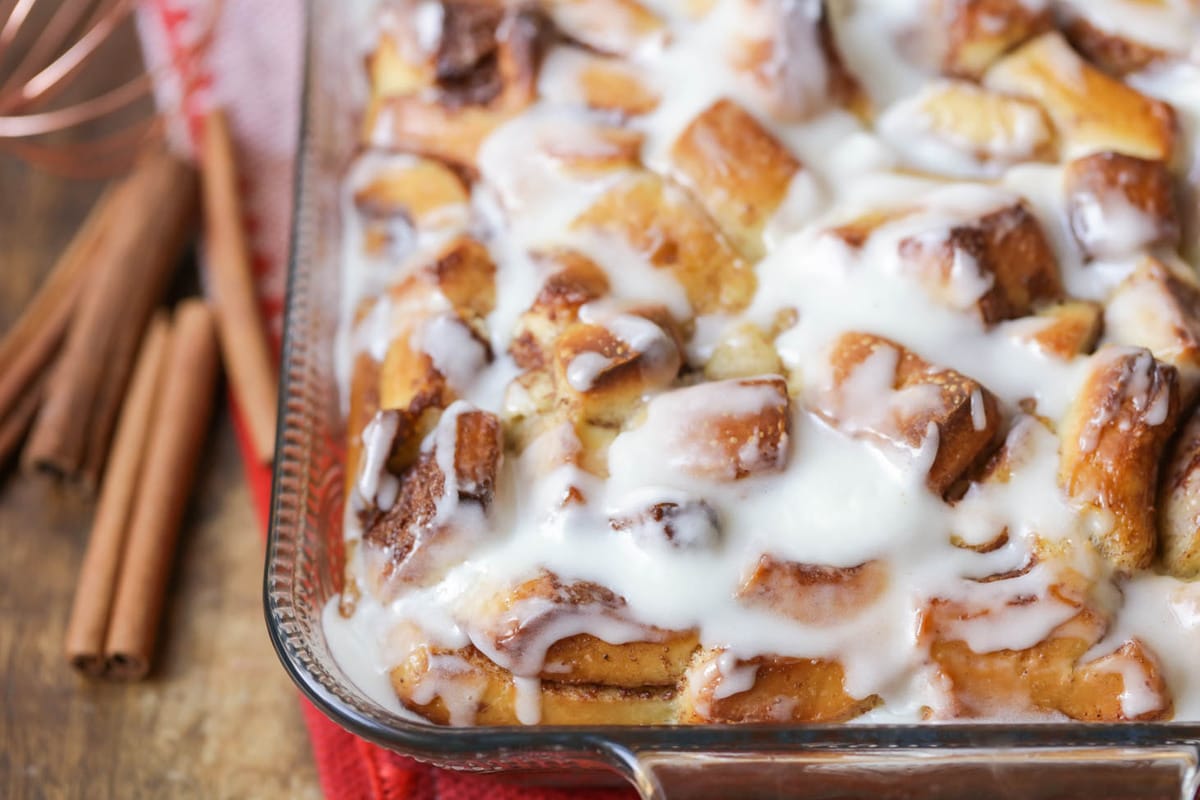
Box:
326;0;1200;725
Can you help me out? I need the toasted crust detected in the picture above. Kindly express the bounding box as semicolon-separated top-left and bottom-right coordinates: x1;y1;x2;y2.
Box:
1061;13;1172;77
1105;257;1200;404
898;201;1063;324
737;556;889;626
983;32;1177;161
729;0;864;121
552;310;684;426
391;642;680;725
353;157;469;254
363;409;503;596
1159;407;1200;578
927;604;1171;720
670;99;802;260
576;58;660;116
468;573;698;686
651;376;792;481
679;648;881;723
1010;300;1103;360
573;172;757;313
1058;346;1180;571
1064;152;1181;260
364;3;550;168
823;333;1003;495
543;0;664;55
936;0;1053;79
880;80;1057;177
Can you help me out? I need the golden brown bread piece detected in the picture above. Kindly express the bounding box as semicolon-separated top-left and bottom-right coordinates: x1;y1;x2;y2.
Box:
1157;406;1200;578
1105;257;1200;405
1060;7;1177;77
826;207;919;249
609;499;722;548
736;556;889;626
391;637;680;725
509;250;612;373
678;648;881;723
983;32;1177;161
897;201;1063;324
352;157;470;257
821;332;1003;495
704;323;784;381
364;2;550;168
538;124;645;176
670;98;802;261
1058;346;1180;571
465;573;700;686
543;0;664;56
925;603;1171;721
362;408;503;598
729;0;865;121
879;80;1058;177
639;376;792;482
552;308;684;427
1064;152;1181;260
933;0;1053;79
574;57;660;116
1008;300;1103;360
573;172;757;313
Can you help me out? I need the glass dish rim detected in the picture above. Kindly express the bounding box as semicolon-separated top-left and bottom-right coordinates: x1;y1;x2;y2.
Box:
262;0;1200;771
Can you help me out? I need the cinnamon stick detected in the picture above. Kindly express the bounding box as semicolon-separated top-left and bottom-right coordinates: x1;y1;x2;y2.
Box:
104;301;219;680
0;369;48;468
0;182;120;425
64;313;171;675
23;149;197;488
201;109;278;464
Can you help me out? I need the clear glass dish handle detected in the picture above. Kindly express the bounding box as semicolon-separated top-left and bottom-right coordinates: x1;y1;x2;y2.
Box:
605;743;1200;799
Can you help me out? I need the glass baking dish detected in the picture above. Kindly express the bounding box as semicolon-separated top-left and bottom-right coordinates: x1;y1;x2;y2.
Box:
264;1;1200;796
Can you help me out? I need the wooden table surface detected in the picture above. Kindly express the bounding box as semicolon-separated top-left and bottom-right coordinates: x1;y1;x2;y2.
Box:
0;15;321;800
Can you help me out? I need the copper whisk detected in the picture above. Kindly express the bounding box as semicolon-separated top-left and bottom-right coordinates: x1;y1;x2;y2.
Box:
0;0;211;178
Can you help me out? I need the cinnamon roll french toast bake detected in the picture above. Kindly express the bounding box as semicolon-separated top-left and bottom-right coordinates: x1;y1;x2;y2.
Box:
325;0;1200;725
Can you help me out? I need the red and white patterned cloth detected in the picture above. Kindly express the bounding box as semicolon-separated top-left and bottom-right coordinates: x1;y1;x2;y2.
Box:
135;2;634;798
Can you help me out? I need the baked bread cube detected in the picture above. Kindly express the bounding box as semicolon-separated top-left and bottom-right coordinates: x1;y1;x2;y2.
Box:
983;32;1177;161
626;376;792;482
1065;152;1180;260
878;80;1057;178
389;622;680;725
466;572;700;686
362;406;503;598
352;156;470;257
820;333;1002;495
736;556;889;626
926;602;1172;720
573;172;756;313
552;308;684;427
1058;0;1196;76
1058;346;1180;571
364;2;550;168
1105;257;1200;404
728;0;864;121
510;250;612;371
670;98;803;261
1006;300;1103;360
897;201;1063;324
542;0;664;56
932;0;1052;79
704;323;784;381
678;648;880;723
1158;406;1200;578
610;498;722;549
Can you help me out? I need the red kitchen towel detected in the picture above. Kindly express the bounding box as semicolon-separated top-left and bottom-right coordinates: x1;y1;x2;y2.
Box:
137;1;636;797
